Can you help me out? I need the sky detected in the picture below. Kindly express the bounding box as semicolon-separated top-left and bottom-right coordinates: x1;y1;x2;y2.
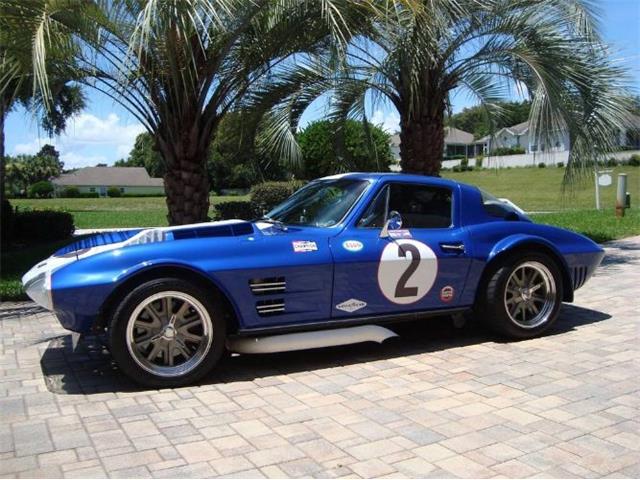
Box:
5;0;640;169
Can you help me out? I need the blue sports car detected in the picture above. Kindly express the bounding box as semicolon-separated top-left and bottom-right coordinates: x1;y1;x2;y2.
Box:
23;173;604;386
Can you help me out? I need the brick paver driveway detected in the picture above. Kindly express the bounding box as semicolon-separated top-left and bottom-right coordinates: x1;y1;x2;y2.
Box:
1;237;639;478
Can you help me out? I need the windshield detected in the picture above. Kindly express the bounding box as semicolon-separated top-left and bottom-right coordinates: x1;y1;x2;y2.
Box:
265;178;370;227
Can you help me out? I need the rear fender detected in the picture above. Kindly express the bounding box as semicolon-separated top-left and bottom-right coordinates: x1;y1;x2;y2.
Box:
485;234;573;302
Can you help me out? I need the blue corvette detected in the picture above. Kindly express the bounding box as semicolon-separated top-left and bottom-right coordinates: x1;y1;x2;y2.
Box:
23;173;604;386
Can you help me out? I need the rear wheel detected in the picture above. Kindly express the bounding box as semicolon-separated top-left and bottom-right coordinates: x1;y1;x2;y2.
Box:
108;277;226;387
476;253;563;339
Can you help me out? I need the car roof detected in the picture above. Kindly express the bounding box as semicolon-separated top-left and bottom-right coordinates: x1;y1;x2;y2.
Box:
318;172;469;190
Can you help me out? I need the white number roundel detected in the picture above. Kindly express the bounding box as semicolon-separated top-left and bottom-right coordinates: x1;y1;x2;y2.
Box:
377;240;438;305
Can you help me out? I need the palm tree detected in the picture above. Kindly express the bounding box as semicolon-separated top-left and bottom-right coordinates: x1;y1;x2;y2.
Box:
1;0;371;224
331;0;632;177
0;3;85;204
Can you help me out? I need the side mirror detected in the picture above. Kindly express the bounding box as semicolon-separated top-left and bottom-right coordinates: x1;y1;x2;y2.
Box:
380;210;403;238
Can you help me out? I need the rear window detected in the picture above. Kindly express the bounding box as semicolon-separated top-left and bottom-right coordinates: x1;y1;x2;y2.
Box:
480;189;521;218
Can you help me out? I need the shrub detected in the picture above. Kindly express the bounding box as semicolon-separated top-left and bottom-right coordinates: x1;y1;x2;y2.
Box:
606;157;618;167
538;162;546;168
28;181;54;198
62;186;80;198
475;155;484;169
78;192;100;198
250;180;305;215
628;154;640;167
215;201;255;220
13;210;74;243
491;146;526;156
107;187;122;197
557;162;565;168
1;200;14;247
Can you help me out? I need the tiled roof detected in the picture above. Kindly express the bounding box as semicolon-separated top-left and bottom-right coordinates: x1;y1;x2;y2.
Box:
52;167;164;187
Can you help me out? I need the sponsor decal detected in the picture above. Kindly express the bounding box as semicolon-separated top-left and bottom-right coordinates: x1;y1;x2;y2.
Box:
336;298;367;313
440;285;455;303
292;240;318;253
377;239;438;305
342;240;364;252
389;229;412;239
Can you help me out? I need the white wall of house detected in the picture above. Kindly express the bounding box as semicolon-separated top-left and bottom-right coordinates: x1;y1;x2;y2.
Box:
488;130;570;154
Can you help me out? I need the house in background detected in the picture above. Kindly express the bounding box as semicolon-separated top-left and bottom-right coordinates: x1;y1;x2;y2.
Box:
52;167;164;196
389;127;484;163
477;121;570;154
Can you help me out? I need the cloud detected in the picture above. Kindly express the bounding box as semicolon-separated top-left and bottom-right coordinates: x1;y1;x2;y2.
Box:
10;113;145;168
370;109;400;133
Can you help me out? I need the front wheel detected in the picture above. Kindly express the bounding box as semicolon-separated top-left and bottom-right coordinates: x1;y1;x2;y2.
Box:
108;278;226;388
476;253;563;339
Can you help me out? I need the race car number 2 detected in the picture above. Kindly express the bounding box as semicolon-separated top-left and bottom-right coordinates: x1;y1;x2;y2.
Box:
377;239;438;305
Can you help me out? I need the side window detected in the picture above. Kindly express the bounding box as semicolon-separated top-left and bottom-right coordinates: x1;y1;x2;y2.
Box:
389;184;452;228
358;186;388;228
358;184;452;228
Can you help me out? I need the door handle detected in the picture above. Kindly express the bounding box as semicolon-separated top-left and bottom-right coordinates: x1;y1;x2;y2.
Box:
440;243;465;253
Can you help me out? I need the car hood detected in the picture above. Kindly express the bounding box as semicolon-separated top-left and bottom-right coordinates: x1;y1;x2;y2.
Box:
22;220;255;305
53;219;255;258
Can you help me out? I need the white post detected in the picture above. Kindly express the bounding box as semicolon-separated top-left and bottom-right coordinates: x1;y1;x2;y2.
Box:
594;170;601;210
616;173;627;217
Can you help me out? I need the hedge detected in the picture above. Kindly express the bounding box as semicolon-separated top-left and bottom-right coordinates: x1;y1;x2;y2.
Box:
28;181;54;198
107;187;122;197
215;201;255;220
12;210;75;244
250;181;305;215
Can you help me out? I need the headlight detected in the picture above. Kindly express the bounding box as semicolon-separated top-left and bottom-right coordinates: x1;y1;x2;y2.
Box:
22;271;53;310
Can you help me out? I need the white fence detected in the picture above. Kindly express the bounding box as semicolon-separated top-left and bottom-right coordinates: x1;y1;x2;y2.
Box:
439;149;640;169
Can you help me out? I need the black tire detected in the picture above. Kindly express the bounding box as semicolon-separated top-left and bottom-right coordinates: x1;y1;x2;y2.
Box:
476;252;563;339
108;277;226;388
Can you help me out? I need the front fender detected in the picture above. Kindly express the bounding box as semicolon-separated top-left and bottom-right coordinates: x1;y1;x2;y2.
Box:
485;233;573;302
488;233;568;268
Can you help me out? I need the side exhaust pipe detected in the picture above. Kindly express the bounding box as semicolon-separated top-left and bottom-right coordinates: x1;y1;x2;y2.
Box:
226;325;398;355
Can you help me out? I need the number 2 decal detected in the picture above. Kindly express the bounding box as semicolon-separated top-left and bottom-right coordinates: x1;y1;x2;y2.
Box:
378;240;438;305
395;244;420;298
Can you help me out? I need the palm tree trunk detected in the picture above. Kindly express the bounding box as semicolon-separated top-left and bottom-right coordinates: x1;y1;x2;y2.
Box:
0;98;7;205
159;132;211;225
398;107;445;176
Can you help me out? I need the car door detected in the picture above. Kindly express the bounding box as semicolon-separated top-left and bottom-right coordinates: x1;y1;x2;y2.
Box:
329;180;472;318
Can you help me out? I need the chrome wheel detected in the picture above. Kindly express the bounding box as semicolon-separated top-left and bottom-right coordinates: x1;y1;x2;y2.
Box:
126;291;213;377
504;261;557;329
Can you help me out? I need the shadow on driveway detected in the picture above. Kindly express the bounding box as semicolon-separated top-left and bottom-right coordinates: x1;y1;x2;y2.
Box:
40;304;610;395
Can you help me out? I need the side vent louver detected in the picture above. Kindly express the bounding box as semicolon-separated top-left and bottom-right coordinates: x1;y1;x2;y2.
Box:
256;299;285;316
573;266;588;289
249;277;286;295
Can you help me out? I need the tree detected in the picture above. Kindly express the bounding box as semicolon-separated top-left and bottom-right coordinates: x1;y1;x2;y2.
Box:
297;119;392;179
115;133;164;178
447;101;531;139
332;0;631;177
0;2;85;205
3;0;369;224
4;150;64;195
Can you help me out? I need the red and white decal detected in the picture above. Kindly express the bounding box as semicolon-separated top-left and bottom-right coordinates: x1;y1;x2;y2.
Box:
440;286;455;303
292;240;318;253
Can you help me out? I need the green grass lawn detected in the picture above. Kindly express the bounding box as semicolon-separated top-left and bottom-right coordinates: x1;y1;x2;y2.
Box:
10;194;249;229
442;165;639;212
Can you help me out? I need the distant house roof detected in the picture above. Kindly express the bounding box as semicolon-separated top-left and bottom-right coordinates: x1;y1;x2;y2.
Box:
52;167;164;187
504;121;530;136
389;127;475;147
444;127;474;145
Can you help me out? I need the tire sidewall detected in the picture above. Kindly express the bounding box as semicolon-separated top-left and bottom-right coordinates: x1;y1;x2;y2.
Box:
481;252;564;339
109;277;226;388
